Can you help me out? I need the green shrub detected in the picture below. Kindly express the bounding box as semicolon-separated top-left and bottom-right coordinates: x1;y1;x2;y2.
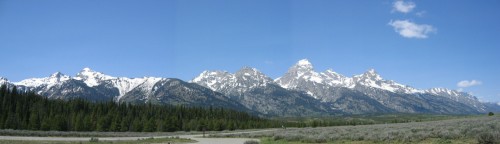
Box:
477;132;500;144
89;137;99;142
244;140;259;144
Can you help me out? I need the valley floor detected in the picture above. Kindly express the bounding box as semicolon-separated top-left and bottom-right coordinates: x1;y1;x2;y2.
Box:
213;115;500;144
1;115;499;144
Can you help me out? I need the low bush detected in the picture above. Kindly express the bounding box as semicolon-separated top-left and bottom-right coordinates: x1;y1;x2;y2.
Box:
219;116;500;143
244;140;259;144
89;137;99;142
477;132;500;144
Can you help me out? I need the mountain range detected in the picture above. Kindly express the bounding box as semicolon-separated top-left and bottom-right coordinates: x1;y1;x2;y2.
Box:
1;59;498;116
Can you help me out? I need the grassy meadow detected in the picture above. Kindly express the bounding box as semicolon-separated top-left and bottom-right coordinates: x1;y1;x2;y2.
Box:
219;115;500;144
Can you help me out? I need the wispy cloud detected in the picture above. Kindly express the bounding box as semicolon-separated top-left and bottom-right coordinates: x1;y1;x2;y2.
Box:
457;80;482;88
416;11;426;17
393;0;416;13
264;60;273;65
388;20;436;39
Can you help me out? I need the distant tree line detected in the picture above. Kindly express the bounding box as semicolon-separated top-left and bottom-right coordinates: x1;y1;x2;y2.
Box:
0;85;284;132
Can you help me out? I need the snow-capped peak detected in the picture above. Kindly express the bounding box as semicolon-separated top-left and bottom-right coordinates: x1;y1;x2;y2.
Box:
367;68;376;74
235;67;266;78
191;70;233;91
358;68;383;81
352;69;422;94
321;69;355;88
235;67;274;86
276;59;325;89
75;67;115;87
111;76;164;101
0;77;9;85
192;67;274;94
424;87;484;111
14;72;70;87
294;59;314;70
48;72;70;84
425;88;461;96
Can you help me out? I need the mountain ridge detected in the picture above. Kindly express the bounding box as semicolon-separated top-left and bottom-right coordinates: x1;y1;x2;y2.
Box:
0;59;491;116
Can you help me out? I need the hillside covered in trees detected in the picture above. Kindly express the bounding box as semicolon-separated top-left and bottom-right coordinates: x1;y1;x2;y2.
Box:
0;85;284;132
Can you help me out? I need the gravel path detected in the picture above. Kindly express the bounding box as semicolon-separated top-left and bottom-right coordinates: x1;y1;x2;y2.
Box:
0;129;277;144
179;129;276;144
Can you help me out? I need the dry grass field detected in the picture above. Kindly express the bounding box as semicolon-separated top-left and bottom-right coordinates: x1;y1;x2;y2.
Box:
216;115;500;144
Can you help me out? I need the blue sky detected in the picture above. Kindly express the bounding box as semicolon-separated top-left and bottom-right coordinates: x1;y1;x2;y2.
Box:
1;0;499;102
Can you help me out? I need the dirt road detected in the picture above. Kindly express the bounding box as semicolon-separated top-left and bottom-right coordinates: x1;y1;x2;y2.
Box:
0;129;277;144
178;129;276;144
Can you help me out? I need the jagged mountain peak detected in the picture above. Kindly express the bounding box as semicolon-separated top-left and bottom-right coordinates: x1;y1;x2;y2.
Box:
190;70;234;91
75;67;115;87
237;66;258;72
82;67;92;71
192;66;274;94
0;77;8;81
50;72;66;78
367;68;376;74
14;71;71;87
77;67;107;77
356;68;383;81
0;77;9;85
323;69;344;78
49;72;71;83
235;67;267;78
191;70;231;83
293;59;314;70
321;69;354;88
426;88;462;96
234;67;274;85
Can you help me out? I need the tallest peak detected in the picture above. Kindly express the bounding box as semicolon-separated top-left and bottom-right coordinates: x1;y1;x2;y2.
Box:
297;59;312;66
81;67;93;72
367;68;376;74
50;72;65;78
294;59;313;70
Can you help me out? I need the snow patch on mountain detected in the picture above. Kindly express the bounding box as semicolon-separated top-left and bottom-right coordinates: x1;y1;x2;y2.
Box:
276;59;477;99
276;59;355;90
191;67;273;94
74;68;116;87
322;69;355;88
107;77;162;100
353;69;422;94
0;77;9;85
15;72;71;88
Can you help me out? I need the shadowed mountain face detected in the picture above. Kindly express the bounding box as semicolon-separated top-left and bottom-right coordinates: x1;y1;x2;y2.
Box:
120;78;246;111
0;59;491;116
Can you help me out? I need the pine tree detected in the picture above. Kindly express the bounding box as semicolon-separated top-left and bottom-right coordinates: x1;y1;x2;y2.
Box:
28;112;40;130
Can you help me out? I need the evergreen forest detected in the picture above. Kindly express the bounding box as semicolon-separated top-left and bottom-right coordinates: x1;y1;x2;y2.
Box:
0;85;283;132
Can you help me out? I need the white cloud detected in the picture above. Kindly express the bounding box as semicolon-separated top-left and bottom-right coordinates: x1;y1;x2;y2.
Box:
388;20;436;39
393;0;416;13
457;80;482;88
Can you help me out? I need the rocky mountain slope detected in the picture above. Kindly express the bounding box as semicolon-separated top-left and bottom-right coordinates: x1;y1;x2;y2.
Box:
1;59;493;116
194;59;488;115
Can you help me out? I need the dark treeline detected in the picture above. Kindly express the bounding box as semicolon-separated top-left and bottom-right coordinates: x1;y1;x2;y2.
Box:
0;85;285;132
